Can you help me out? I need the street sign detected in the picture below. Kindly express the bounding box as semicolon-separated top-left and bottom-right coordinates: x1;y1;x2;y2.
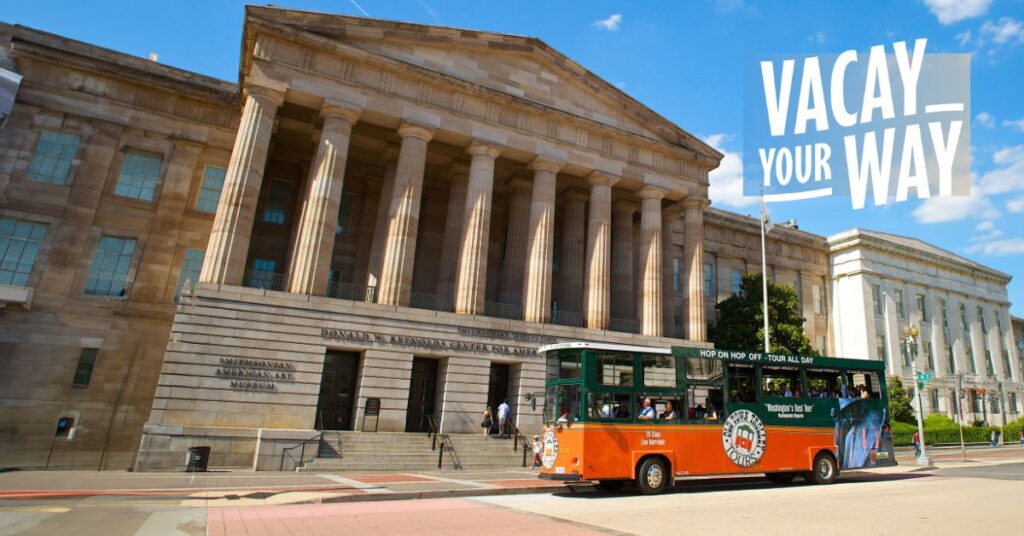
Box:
914;372;932;382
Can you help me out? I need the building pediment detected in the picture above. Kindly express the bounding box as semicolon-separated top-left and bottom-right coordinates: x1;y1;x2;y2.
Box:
243;6;720;163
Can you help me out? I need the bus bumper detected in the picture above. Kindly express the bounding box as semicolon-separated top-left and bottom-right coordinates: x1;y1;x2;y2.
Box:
538;472;584;482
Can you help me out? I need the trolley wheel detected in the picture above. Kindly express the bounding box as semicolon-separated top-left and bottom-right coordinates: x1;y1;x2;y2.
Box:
636;457;668;495
594;480;626;492
765;472;797;483
806;451;839;485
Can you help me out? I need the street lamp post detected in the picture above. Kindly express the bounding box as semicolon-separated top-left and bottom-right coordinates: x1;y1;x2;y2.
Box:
903;325;932;465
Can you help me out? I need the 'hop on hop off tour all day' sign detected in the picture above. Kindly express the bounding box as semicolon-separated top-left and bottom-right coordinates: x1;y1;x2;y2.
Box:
745;39;970;208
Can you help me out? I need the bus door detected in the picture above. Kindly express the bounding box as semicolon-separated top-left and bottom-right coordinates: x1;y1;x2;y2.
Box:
680;354;726;475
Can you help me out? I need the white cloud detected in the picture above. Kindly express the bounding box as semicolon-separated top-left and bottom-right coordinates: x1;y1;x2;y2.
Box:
1008;196;1024;213
976;220;995;231
981;17;1024;45
911;185;999;223
966;238;1024;255
594;14;622;31
975;112;995;128
1003;118;1024;131
705;134;758;209
977;145;1024;195
956;30;974;47
924;0;991;25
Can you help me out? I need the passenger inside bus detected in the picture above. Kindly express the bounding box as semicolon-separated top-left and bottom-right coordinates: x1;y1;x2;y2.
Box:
660;400;679;420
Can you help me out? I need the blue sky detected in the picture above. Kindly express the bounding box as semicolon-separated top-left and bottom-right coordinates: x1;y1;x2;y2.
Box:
5;0;1024;315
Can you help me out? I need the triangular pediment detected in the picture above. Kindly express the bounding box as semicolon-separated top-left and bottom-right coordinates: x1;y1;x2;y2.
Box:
245;6;720;161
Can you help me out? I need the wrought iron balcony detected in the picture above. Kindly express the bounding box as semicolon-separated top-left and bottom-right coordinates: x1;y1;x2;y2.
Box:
326;280;377;303
409;291;454;313
550;309;584;328
243;269;286;292
609;317;639;334
484;301;522;320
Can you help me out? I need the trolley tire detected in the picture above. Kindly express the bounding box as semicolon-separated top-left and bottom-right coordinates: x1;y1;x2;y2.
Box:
636;457;668;495
765;472;797;483
806;451;839;485
594;480;626;492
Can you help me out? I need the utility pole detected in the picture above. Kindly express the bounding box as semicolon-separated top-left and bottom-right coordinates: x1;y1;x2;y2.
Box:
904;325;931;466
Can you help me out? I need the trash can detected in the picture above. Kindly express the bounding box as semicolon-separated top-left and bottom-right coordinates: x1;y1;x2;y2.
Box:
186;446;211;472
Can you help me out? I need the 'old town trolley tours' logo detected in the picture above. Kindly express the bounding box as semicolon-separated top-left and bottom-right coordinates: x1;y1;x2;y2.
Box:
722;409;767;467
541;427;559;470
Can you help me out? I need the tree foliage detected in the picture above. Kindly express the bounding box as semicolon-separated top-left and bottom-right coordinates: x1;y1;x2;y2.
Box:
709;273;816;355
887;376;916;424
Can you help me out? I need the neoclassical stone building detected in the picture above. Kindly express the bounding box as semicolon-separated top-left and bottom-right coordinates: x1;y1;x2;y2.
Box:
830;229;1022;424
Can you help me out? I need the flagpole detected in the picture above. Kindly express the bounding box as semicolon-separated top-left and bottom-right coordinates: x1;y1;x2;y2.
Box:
761;194;771;354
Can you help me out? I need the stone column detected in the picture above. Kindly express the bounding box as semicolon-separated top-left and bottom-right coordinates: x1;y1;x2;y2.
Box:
131;139;203;302
583;172;619;330
435;164;469;301
638;186;665;337
365;148;399;290
662;205;683;335
200;86;284;286
499;177;532;305
559;190;588;316
611;201;638;323
683;198;709;342
287;103;361;295
377;124;434;306
522;158;562;323
454;142;503;315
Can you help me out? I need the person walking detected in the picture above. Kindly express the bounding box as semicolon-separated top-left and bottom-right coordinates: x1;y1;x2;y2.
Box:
912;430;921;458
1019;427;1024;444
481;406;493;438
990;429;1000;447
497;399;511;438
531;435;543;468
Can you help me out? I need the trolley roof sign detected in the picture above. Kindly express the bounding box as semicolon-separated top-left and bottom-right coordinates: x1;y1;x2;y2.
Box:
672;346;886;371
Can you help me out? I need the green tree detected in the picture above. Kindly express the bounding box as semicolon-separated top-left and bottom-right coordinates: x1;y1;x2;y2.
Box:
887;376;916;424
709;273;816;355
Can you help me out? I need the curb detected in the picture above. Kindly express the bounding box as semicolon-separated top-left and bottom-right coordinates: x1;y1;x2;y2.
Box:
288;484;591;506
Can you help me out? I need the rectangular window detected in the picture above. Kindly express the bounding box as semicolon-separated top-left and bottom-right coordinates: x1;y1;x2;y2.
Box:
641;355;676;388
946;343;955;374
967;344;976;374
960;303;969;332
761;366;802;397
978;306;987;335
590;392;632;420
703;262;714;298
730;270;742;296
261;179;291;224
0;217;47;286
545;351;582;381
872;285;883;315
876;334;887;362
596;353;634;387
84;236;136;297
847;370;881;399
991;394;1001;414
1011;393;1019;414
923;341;935;371
727;363;756;403
930;389;939;411
1004;351;1013;381
546;384;581;423
27;130;80;185
916;294;928;322
195;165;226;213
114;150;162;201
895;289;905;319
813;285;824;315
985;350;995;376
246;258;279;290
685;356;723;382
670;257;681;292
335;192;355;236
174;248;205;302
687;384;724;422
806;368;843;398
816;335;827;355
900;338;911;367
72;348;98;387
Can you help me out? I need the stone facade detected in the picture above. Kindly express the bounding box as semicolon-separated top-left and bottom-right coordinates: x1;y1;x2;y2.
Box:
829;229;1023;423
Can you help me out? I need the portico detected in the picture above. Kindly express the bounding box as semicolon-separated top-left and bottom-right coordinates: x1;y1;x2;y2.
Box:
136;7;721;470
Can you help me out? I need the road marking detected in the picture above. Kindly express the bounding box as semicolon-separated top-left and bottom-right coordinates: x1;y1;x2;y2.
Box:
0;506;70;513
411;474;498;489
316;474;393;494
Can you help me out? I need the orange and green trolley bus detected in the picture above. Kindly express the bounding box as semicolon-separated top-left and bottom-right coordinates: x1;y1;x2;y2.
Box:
537;342;897;494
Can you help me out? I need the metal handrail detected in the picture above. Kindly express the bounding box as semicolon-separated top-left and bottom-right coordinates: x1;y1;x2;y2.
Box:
425;414;439;451
326;280;377;302
279;433;322;471
244;269;287;292
484;301;522;320
550;309;584;327
409;292;454;312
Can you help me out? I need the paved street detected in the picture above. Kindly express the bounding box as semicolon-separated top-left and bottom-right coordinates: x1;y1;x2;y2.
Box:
1;447;1023;535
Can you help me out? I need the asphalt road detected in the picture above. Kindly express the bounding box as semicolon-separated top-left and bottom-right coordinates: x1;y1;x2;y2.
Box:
3;456;1024;535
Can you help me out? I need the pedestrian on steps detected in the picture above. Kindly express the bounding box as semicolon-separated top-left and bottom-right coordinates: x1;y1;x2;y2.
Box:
498;399;511;438
481;406;493;438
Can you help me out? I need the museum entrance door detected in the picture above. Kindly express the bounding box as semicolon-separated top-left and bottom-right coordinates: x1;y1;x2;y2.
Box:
487;363;511;413
317;351;360;431
405;358;439;432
